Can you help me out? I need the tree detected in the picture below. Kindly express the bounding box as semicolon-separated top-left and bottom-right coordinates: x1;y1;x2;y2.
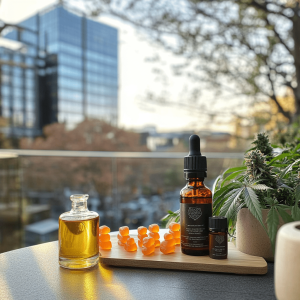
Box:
82;0;300;123
20;119;149;196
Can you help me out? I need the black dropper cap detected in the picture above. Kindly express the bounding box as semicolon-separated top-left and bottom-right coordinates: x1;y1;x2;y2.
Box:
184;135;207;179
209;216;228;232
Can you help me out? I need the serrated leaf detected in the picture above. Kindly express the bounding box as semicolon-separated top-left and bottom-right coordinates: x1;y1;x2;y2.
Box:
243;187;263;227
213;188;240;215
268;153;291;165
221;170;245;187
277;206;294;223
165;211;180;228
212;175;222;196
272;163;289;168
219;188;243;217
265;196;275;206
213;182;241;202
295;186;300;202
236;175;246;182
223;166;247;175
280;158;300;179
225;189;244;221
293;143;300;153
267;207;279;254
277;178;293;189
292;205;300;221
277;204;290;209
251;184;271;190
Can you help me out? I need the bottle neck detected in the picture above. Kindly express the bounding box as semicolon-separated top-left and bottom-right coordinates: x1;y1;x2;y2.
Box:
71;200;88;213
187;178;205;187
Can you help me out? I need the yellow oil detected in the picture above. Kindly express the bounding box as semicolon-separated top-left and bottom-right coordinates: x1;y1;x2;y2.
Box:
59;216;99;260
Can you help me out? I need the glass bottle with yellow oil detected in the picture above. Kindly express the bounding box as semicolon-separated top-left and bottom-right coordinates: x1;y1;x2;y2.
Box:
59;194;99;269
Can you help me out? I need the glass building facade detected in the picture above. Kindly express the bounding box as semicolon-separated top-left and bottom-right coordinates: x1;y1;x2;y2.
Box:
0;4;118;137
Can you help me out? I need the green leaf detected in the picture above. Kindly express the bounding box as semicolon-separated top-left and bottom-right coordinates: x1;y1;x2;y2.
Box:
271;144;280;148
268;153;291;165
213;182;241;202
213;188;240;216
212;175;222;195
266;207;279;254
280;158;300;179
223;166;247;175
292;205;300;221
243;187;263;227
277;206;294;223
277;204;290;209
272;163;289;168
293;143;300;153
221;170;245;187
250;184;271;190
295;185;300;202
265;196;275;206
225;189;244;221
219;188;243;218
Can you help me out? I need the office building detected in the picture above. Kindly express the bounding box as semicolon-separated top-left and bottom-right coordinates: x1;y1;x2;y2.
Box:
0;4;118;137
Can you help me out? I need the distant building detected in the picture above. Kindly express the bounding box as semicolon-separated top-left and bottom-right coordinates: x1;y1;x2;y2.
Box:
135;126;232;152
0;4;118;137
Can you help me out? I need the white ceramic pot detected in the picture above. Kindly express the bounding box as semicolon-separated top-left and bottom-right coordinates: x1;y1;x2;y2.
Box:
236;208;286;261
275;221;300;300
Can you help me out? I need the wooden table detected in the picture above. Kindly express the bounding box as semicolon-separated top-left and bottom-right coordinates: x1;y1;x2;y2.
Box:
0;231;276;300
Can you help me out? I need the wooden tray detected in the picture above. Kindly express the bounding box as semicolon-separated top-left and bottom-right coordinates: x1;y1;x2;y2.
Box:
99;230;267;275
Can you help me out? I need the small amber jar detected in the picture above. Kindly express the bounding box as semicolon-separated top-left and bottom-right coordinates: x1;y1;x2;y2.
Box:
209;216;228;259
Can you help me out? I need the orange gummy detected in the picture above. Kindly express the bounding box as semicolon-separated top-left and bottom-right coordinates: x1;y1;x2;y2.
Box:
143;237;155;247
141;244;155;256
149;232;160;240
160;245;175;254
119;226;129;236
148;224;159;233
118;233;130;243
170;230;180;239
118;240;125;246
99;234;110;242
174;238;180;245
138;233;148;241
154;240;160;248
99;241;112;250
164;233;173;240
99;225;110;234
124;243;137;252
161;240;175;248
138;239;144;247
137;226;147;235
127;237;135;245
169;222;180;232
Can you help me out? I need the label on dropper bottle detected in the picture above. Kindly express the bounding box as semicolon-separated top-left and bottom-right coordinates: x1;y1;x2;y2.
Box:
180;202;212;249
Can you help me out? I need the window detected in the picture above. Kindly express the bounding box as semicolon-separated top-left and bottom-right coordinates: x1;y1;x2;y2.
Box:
58;77;82;91
59;42;82;57
58;65;82;80
2;86;10;96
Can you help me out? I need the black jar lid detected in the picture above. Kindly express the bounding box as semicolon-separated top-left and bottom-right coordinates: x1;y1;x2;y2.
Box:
209;216;228;232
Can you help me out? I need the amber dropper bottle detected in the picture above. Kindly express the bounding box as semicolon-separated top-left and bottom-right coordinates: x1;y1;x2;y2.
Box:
180;135;212;256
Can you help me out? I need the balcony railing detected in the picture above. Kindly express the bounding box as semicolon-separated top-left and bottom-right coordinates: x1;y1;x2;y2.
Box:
0;150;244;253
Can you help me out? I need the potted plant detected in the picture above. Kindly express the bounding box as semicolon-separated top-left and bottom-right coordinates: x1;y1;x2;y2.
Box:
163;133;300;261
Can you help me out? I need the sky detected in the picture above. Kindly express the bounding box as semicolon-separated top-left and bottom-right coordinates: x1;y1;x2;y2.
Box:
0;0;247;133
